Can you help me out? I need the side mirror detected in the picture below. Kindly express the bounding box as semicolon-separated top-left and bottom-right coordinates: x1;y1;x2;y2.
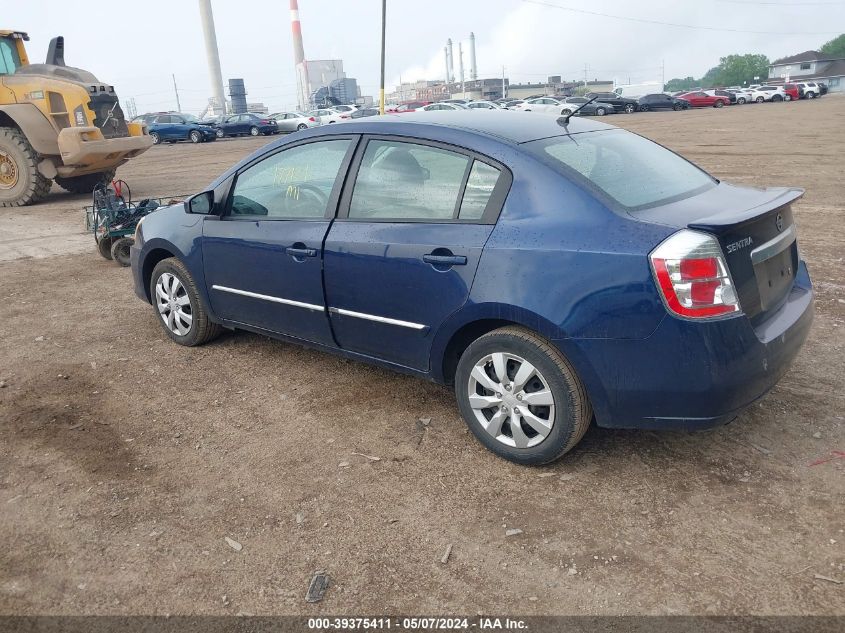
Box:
186;191;214;215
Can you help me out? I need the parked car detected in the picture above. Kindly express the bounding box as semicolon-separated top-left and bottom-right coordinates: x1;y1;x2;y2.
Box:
331;104;359;115
420;102;466;111
503;99;525;110
749;86;786;103
585;91;640;114
559;97;614;117
268;112;320;132
392;102;431;113
819;82;829;96
200;114;226;127
466;101;501;110
794;82;821;98
130;110;813;465
724;89;753;104
350;107;381;119
132;112;174;126
706;89;737;105
517;97;612;117
637;93;690;111
148;114;217;145
213;113;278;138
307;108;350;124
781;84;800;101
677;91;730;108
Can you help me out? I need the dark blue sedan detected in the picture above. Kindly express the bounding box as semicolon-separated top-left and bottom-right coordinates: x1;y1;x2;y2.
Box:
147;114;217;145
130;111;813;465
213;113;278;138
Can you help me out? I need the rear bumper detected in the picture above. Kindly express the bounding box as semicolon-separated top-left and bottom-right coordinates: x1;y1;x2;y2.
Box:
559;262;814;430
57;127;153;167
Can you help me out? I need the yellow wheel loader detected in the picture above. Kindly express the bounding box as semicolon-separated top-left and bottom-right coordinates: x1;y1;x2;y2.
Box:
0;31;152;206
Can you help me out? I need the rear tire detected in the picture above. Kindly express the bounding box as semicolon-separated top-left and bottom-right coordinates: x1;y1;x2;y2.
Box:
150;257;222;347
455;326;592;465
672;103;680;111
756;96;765;103
595;107;607;116
0;127;52;207
110;237;133;267
150;132;160;145
737;97;746;104
296;123;307;131
807;92;815;99
714;100;724;108
624;103;636;114
55;170;116;194
773;95;783;102
97;236;114;260
215;129;225;138
250;126;260;136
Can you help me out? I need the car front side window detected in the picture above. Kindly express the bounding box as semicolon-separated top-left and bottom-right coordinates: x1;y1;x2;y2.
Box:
229;140;352;219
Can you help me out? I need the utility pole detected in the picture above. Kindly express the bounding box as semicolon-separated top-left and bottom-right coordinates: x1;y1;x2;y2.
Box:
379;0;386;114
661;59;665;88
172;74;181;112
502;66;506;99
583;63;588;90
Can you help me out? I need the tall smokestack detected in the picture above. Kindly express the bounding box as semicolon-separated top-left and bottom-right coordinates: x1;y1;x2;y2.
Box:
446;39;454;84
198;0;226;115
469;32;478;81
290;0;308;111
444;46;450;83
458;41;465;92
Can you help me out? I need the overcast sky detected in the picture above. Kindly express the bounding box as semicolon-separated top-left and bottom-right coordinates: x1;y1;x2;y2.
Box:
7;0;844;113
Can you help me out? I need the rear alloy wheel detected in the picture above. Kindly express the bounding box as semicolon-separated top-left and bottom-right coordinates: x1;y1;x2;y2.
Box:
807;92;816;99
756;96;765;103
672;103;681;111
150;258;222;347
641;104;651;112
189;130;202;143
773;95;783;102
455;326;592;465
215;128;225;138
714;100;724;108
250;126;260;136
737;97;747;104
150;132;160;145
624;103;636;114
297;123;308;131
595;107;607;116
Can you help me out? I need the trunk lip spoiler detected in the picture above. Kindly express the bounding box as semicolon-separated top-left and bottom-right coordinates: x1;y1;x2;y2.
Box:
750;224;796;265
688;186;804;232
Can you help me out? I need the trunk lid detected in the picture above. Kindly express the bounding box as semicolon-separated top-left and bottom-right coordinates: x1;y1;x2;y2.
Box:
633;183;803;325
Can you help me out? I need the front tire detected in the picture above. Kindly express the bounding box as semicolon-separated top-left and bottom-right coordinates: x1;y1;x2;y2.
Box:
189;130;202;143
595;107;607;116
624;103;636;114
714;100;724;108
455;326;592;465
0;127;52;207
150;258;222;347
55;169;116;194
150;132;160;145
110;236;133;267
756;96;765;103
296;123;308;131
784;94;792;101
737;97;746;104
807;91;815;99
215;129;224;138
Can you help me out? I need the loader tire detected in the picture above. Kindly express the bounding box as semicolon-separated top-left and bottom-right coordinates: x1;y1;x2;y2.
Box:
0;127;52;207
55;169;117;194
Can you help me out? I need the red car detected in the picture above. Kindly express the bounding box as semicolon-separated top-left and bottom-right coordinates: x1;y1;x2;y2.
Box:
782;83;800;101
678;91;730;108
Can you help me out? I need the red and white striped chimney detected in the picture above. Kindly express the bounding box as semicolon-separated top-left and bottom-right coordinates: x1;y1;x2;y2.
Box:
290;0;308;110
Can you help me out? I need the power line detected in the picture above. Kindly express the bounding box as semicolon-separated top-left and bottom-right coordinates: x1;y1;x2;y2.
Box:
522;0;843;34
717;1;844;5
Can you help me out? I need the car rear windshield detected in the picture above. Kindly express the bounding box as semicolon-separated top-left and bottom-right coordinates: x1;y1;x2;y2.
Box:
525;129;716;210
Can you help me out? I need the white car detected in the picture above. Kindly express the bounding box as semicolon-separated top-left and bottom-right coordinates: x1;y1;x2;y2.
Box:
514;97;566;113
503;99;525;110
795;81;821;98
749;86;786;103
307;108;349;124
331;104;359;115
724;89;753;104
419;102;466;111
466;101;500;110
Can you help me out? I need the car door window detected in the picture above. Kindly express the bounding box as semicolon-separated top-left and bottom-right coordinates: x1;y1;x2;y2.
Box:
230;140;352;219
349;140;473;221
459;161;501;220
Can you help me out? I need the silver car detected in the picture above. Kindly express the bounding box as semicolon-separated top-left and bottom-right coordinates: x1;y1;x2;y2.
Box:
269;112;320;132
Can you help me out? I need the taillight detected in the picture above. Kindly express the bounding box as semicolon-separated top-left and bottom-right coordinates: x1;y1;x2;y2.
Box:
649;230;740;319
340;114;350;119
309;117;316;122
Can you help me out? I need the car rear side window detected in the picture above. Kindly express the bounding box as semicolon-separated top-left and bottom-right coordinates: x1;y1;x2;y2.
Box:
528;129;715;210
459;161;501;220
230;139;352;219
349;141;470;221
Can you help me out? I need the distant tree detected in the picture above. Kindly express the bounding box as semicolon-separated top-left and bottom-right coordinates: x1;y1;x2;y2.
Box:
820;34;845;57
573;85;590;96
714;54;770;87
665;76;697;92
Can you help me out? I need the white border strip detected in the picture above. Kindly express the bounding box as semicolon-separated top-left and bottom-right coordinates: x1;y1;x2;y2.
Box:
212;285;324;312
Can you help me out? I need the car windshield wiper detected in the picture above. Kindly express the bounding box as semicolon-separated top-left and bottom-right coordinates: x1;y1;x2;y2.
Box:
558;95;599;127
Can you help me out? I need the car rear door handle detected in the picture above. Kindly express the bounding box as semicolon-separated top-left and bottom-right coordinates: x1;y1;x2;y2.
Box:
285;246;317;258
423;254;467;266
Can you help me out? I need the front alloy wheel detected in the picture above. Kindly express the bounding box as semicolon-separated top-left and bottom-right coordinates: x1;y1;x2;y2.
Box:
455;326;592;464
250;126;260;136
150;258;222;347
624;103;636;113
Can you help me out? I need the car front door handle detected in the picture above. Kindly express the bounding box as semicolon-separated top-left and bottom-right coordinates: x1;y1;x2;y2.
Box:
285;246;317;258
423;254;467;266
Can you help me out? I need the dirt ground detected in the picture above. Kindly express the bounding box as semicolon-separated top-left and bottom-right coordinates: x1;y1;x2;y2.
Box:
1;99;843;616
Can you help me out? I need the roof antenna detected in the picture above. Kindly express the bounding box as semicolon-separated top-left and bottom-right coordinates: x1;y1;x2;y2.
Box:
557;95;599;127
